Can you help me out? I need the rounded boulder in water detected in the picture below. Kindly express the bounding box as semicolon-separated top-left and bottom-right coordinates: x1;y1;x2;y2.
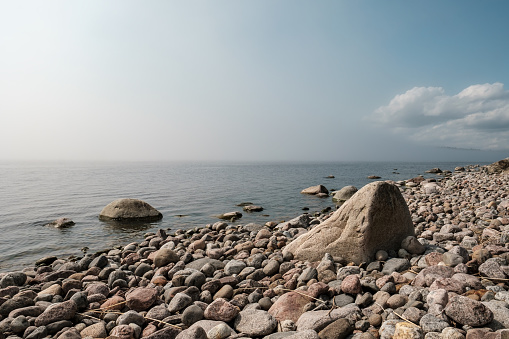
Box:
99;198;162;221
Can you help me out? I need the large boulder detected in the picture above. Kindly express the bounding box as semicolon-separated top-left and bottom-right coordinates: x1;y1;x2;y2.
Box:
283;181;415;264
486;158;509;174
99;198;162;221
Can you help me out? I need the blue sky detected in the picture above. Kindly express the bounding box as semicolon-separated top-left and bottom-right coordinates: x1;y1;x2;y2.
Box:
1;1;508;162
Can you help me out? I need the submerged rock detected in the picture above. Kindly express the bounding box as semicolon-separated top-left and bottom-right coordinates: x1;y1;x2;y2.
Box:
46;218;75;228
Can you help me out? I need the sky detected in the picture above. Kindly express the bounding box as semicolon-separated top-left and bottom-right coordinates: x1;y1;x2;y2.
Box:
1;1;508;163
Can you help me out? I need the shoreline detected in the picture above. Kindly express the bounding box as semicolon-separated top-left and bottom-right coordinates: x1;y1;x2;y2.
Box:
1;162;508;338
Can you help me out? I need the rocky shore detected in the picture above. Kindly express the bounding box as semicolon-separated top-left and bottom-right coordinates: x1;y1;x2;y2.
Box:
1;162;509;339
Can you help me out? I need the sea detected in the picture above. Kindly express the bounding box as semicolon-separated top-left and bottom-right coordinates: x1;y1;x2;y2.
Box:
0;160;485;272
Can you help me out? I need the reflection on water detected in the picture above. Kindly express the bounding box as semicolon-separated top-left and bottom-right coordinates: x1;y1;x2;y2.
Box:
101;219;159;234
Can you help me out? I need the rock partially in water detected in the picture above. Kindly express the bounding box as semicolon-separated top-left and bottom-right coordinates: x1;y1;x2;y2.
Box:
46;218;75;228
99;198;162;221
217;211;242;221
332;186;358;203
243;205;264;212
301;185;329;195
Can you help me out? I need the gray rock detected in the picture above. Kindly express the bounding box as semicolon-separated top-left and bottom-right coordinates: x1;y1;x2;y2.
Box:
301;185;329;195
401;236;426;255
99;198;162;221
442;252;465;267
188;320;236;336
334;294;355;307
444;296;493;326
234;309;277;336
479;259;507;279
382;258;410;275
419;314;450;333
116;310;145;327
168;292;193;313
186;258;225;271
25;326;48;339
224;260;246;276
182;305;204;326
379;320;403;339
285;182;415;264
482;300;509;330
332;186;358;202
175;326;207;339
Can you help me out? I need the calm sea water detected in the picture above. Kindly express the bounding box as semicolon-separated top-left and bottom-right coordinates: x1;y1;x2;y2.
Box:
0;161;483;272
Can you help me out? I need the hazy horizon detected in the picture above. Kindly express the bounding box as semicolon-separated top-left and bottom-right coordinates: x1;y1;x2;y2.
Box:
1;1;508;163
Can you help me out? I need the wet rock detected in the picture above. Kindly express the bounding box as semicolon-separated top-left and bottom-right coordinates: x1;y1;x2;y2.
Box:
99;198;162;221
46;218;75;228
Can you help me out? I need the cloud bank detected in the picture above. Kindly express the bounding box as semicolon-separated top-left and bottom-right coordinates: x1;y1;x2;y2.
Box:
373;82;509;150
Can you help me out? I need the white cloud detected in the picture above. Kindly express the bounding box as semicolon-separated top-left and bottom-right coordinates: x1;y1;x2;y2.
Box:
372;82;509;150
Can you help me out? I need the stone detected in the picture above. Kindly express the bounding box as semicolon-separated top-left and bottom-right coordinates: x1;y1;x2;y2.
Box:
217;211;242;220
243;205;264;212
110;324;136;339
188;320;236;337
332;186;358;202
117;310;145;327
419;314;450;333
401;236;426;255
126;287;158;311
0;296;34;316
80;322;107;338
153;248;179;267
99;198;162;221
284;182;415;264
175;326;207;339
143;326;181;339
234;309;277;336
268;291;313;323
34;300;77;326
444;296;493;326
204;298;239;322
382;258;410;274
301;185;329;195
224;260;246;276
318;318;353;339
46;218;75;228
168;292;193;313
393;322;423;339
341;275;362;294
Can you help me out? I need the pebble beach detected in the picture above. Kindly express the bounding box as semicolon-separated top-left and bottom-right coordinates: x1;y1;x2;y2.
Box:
1;160;509;339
